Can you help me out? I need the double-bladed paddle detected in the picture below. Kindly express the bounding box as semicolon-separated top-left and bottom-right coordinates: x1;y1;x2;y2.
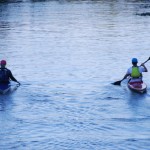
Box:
112;57;150;85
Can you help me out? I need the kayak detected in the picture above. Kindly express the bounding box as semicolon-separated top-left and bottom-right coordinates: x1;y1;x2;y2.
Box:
128;82;147;93
0;83;11;94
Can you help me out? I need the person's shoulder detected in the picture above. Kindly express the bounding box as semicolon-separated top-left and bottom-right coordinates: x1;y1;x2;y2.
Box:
0;67;9;71
138;66;144;69
127;66;132;71
5;68;11;72
4;67;9;70
138;66;145;72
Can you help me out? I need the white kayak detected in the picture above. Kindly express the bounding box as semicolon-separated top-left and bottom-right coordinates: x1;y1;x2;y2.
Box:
128;82;147;93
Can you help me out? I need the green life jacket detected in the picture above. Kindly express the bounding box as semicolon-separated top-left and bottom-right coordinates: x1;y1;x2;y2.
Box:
131;67;141;78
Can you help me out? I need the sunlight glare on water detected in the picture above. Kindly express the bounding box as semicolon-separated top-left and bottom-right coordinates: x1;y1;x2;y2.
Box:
0;0;150;149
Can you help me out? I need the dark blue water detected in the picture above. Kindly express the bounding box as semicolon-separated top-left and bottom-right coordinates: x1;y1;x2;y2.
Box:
0;0;150;149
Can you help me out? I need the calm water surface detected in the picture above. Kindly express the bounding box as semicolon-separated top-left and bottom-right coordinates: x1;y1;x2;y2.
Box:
0;0;150;149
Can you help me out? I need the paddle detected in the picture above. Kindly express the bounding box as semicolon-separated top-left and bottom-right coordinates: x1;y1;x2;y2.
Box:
112;80;123;86
112;57;150;85
142;57;150;64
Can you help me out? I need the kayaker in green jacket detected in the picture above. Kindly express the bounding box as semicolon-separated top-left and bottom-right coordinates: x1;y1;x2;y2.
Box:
0;60;20;85
121;58;148;83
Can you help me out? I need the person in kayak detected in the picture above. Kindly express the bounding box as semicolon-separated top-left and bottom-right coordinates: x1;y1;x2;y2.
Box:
0;60;20;85
121;58;148;85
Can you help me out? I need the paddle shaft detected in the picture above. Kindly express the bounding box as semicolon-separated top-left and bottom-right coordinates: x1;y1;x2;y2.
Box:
142;58;150;65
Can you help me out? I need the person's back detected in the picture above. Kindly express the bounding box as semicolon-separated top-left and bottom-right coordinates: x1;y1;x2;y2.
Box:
0;67;11;84
131;66;141;78
0;60;20;85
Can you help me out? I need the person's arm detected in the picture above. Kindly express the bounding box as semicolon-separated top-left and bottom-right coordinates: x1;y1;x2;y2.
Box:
121;67;131;81
9;70;20;85
141;63;148;72
121;73;130;81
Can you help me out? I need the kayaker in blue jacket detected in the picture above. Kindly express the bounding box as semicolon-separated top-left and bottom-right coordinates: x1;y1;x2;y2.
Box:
121;58;148;83
0;60;20;85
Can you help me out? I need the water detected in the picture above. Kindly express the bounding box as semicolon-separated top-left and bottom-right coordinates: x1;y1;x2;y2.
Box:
0;0;150;149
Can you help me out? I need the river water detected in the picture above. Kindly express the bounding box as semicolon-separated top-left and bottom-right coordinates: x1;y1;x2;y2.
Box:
0;0;150;149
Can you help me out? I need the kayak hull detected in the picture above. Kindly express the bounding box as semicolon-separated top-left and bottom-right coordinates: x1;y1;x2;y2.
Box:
128;82;147;93
0;84;11;94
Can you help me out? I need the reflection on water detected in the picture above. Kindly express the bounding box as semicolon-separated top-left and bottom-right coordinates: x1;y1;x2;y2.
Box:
0;0;150;149
0;95;13;111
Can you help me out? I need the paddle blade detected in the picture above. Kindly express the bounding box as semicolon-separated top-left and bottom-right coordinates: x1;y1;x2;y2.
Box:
112;80;122;85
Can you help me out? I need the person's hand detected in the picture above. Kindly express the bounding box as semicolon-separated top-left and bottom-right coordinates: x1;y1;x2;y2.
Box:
141;63;145;66
17;82;21;86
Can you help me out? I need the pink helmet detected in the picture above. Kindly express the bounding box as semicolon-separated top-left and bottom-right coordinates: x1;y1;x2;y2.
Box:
1;60;7;65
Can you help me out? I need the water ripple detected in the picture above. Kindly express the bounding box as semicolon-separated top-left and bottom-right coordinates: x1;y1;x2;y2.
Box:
0;0;150;150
